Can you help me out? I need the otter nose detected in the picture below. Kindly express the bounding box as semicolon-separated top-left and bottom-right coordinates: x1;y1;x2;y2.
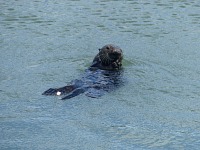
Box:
113;49;122;55
109;50;122;60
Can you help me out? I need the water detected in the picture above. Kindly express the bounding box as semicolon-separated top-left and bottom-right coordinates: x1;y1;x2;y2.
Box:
1;0;200;149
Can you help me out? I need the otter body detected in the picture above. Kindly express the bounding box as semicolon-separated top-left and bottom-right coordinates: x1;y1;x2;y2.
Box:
42;44;123;99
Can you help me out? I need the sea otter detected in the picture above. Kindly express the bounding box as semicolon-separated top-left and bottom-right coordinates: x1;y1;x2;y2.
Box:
42;44;123;99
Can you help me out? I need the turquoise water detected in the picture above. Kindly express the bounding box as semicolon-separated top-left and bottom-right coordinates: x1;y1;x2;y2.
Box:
1;0;200;149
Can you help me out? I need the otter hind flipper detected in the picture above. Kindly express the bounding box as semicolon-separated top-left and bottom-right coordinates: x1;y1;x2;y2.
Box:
42;88;58;95
42;85;75;96
61;88;85;100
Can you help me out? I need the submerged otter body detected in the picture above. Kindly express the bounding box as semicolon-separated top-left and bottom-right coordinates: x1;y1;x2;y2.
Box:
42;44;123;99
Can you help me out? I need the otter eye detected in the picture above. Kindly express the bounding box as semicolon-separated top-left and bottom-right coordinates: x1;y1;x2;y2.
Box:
106;46;109;50
99;49;101;51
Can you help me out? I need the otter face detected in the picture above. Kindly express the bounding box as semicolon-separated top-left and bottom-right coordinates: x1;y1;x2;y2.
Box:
99;44;123;66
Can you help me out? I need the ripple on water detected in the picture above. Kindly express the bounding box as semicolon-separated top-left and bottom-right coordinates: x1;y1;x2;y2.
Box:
1;0;200;149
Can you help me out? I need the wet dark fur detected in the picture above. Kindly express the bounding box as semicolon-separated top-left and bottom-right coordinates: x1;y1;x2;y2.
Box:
42;44;123;99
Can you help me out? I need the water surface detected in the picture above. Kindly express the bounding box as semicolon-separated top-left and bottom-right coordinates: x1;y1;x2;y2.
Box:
1;0;200;149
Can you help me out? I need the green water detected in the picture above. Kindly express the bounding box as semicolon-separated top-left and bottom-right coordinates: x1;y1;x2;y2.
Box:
1;0;200;149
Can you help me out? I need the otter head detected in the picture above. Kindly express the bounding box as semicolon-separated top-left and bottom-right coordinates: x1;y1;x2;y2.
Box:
98;44;123;69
